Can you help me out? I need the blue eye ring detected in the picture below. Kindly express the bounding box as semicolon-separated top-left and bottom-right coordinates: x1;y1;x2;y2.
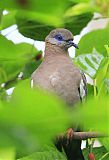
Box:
54;34;63;41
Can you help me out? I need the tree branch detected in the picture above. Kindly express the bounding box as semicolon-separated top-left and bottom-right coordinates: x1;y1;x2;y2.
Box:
70;131;107;140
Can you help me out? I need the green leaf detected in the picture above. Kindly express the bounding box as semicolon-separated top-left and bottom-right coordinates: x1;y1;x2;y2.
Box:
0;88;8;101
64;3;96;17
97;66;109;96
83;146;108;160
16;10;63;28
0;35;39;84
0;11;16;30
0;1;93;40
0;147;15;160
0;35;38;60
74;49;104;78
0;9;3;25
0;0;17;9
0;80;71;157
0;124;41;158
100;138;109;152
19;147;67;160
71;96;109;134
16;11;93;40
64;12;93;36
15;42;39;59
15;10;55;41
70;0;90;3
0;0;67;27
87;83;94;97
23;59;42;79
0;0;66;13
96;57;109;90
76;27;109;57
0;100;3;109
105;45;109;56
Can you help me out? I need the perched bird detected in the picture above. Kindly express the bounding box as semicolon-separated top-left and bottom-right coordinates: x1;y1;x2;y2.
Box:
31;28;86;160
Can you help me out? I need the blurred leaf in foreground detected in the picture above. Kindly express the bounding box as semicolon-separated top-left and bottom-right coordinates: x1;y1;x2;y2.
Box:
0;35;39;84
72;96;109;134
0;80;71;157
64;2;96;17
19;146;67;160
0;147;15;160
71;96;109;150
0;0;67;27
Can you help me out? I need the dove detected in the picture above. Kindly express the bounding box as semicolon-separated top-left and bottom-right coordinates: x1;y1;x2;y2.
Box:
31;28;86;160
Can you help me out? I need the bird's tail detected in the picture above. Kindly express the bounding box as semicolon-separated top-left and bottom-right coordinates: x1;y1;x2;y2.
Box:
55;137;85;160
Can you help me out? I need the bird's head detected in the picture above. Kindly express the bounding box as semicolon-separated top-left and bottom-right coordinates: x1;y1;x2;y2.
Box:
45;28;78;50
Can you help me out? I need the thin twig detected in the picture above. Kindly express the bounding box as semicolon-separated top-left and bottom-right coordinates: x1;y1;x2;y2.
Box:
99;152;109;160
70;132;107;140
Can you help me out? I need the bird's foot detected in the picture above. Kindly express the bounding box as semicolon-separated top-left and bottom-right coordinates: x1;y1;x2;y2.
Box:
66;128;74;145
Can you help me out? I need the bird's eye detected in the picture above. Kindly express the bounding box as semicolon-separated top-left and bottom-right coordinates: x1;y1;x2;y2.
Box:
54;34;63;41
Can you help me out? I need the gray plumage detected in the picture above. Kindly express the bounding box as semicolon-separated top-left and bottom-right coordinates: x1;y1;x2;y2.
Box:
31;28;85;106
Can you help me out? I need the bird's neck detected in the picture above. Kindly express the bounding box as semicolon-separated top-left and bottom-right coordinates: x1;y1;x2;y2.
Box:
44;42;68;58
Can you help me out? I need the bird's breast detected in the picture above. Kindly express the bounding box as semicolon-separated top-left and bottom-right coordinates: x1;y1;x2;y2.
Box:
32;56;81;105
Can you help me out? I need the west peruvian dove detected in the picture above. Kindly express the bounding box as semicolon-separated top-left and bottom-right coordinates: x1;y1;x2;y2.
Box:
31;28;86;160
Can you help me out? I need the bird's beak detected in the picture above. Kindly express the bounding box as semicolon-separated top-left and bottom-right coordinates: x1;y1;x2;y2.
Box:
71;42;79;49
66;40;79;49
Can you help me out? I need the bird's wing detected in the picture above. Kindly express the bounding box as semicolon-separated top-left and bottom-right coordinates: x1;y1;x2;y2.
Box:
78;71;87;102
49;67;81;105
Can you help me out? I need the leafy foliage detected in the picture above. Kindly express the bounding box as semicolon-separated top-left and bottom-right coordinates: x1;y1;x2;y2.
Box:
0;0;94;40
76;26;109;57
0;80;71;158
0;0;109;160
74;49;104;78
0;35;40;86
19;147;67;160
83;146;109;160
